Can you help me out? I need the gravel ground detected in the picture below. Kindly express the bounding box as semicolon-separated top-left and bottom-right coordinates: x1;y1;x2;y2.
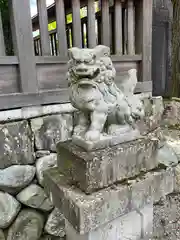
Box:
153;193;180;240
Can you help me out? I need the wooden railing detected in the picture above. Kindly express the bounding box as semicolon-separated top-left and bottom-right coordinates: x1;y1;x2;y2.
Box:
0;0;153;110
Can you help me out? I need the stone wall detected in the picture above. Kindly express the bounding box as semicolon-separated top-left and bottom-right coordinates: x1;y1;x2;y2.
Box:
0;96;180;239
0;103;75;240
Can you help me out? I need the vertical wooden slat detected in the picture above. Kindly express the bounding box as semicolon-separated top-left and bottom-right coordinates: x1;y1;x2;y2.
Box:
101;0;110;46
135;0;153;83
127;0;135;54
97;17;101;45
72;0;82;47
37;0;51;55
0;11;5;56
123;8;128;54
114;0;123;55
10;0;37;93
87;0;96;48
55;0;67;56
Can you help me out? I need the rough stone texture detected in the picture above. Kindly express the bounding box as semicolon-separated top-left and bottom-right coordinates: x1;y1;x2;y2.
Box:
31;114;73;151
45;208;65;237
162;100;180;126
0;120;34;169
36;150;51;158
137;96;164;135
57;138;159;193
36;154;57;186
174;164;180;193
0;165;35;194
7;209;44;240
44;167;174;234
156;143;178;167
65;204;153;240
153;193;180;240
0;230;5;240
16;184;53;212
0;191;21;228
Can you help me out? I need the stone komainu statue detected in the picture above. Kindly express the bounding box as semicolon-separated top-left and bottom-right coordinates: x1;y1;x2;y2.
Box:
67;45;144;143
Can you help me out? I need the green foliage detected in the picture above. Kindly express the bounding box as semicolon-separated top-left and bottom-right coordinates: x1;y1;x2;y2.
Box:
0;0;13;55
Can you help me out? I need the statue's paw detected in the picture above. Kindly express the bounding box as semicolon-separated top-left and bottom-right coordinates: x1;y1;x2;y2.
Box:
73;125;87;136
85;130;100;142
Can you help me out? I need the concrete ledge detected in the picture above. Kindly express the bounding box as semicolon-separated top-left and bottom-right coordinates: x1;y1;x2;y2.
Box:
0;103;76;123
57;138;159;193
44;167;174;234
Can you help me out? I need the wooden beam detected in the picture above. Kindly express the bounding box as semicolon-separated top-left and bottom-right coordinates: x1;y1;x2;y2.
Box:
55;0;68;56
114;0;123;55
87;0;96;48
135;0;153;82
0;11;5;56
37;0;51;55
127;0;135;54
10;0;38;93
101;0;110;47
72;0;82;47
0;80;151;110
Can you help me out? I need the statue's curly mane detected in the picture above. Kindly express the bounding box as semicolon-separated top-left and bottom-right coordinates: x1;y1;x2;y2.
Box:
67;46;125;111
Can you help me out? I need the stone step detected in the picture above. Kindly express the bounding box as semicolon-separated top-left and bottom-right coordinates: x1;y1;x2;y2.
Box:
44;167;174;235
57;138;159;194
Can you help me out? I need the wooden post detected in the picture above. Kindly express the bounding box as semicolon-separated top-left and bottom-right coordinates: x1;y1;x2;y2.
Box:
0;11;5;56
72;0;82;48
10;0;38;93
135;0;153;83
87;0;96;48
114;0;123;55
127;0;135;54
101;0;110;47
37;0;51;55
55;0;67;56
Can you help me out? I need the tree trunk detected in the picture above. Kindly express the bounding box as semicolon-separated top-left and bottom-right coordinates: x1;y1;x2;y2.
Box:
171;0;180;97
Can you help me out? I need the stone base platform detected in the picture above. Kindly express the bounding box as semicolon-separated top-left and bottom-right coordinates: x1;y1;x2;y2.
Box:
44;167;174;235
57;138;159;194
65;204;153;240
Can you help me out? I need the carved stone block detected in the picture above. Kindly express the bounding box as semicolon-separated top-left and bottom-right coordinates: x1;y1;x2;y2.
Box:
56;137;159;194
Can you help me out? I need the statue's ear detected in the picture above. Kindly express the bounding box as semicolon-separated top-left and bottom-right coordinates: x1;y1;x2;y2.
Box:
94;45;110;58
68;47;80;60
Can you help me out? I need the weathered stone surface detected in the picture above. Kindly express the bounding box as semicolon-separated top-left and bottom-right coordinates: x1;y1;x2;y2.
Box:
0;165;35;194
45;208;65;237
7;209;44;240
156;144;178;167
16;184;53;212
44;167;174;234
137;96;164;135
174;164;180;192
0;230;5;240
36;154;57;186
31;114;73;151
0;191;21;228
162;100;180;126
0;120;34;169
36;150;51;158
65;204;153;240
57;138;158;193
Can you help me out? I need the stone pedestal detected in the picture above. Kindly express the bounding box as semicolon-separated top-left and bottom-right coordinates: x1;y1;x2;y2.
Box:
44;138;174;240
